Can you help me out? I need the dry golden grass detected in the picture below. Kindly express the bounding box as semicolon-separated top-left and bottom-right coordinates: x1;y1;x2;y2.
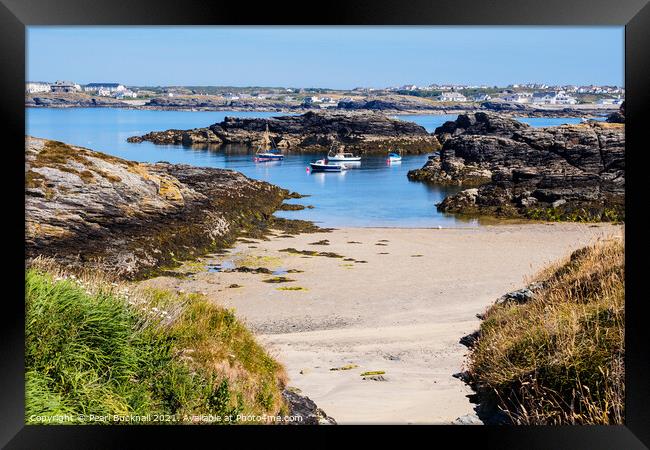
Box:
469;236;624;424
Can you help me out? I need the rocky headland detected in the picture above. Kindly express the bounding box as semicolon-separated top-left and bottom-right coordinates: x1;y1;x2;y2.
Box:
26;92;620;118
26;93;129;108
407;112;624;221
479;101;613;118
336;95;477;113
127;111;441;154
142;95;297;112
25;136;292;279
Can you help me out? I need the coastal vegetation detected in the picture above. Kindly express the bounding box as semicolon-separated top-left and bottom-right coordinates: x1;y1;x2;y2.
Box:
26;258;288;424
467;238;624;424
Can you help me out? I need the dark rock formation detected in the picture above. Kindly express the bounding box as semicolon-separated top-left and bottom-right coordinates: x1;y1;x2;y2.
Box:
480;101;532;113
459;330;481;349
481;101;615;118
25;136;289;279
128;111;441;154
26;93;128;108
408;112;625;221
337;96;477;113
282;389;336;425
606;101;625;123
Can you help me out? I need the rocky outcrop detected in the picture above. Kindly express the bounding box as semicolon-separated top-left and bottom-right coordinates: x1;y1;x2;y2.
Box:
128;111;441;154
128;128;224;146
408;112;624;221
606;101;625;123
143;96;297;111
337;95;477;113
25;136;289;279
282;390;336;425
481;101;618;118
26;93;129;108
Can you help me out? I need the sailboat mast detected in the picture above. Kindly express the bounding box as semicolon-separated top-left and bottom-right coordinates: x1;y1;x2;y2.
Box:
262;124;271;150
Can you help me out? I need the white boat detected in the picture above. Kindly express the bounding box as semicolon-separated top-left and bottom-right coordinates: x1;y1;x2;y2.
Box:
309;159;348;173
327;144;361;162
387;149;402;163
254;125;284;162
327;152;361;162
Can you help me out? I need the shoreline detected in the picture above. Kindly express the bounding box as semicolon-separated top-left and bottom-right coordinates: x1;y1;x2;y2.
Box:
138;222;623;424
25;104;619;118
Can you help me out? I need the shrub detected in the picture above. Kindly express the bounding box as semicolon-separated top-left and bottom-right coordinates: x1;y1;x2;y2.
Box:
468;238;624;424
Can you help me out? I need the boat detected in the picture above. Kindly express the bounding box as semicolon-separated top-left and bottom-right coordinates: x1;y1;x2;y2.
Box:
387;149;402;163
254;125;284;162
309;159;348;173
327;144;361;162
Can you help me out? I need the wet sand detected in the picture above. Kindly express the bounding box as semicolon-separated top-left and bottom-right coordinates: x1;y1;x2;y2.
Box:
139;222;622;424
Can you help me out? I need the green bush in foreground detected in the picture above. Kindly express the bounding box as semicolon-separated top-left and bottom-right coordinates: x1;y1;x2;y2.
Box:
468;238;624;424
25;263;288;424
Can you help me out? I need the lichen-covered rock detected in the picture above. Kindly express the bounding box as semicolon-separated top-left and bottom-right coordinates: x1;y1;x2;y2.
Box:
128;111;441;154
25;136;288;278
408;113;624;221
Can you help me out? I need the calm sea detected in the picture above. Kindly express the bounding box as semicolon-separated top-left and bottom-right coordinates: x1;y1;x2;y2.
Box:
26;108;597;228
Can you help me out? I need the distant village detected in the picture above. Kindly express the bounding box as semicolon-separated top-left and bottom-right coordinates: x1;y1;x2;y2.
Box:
26;80;625;107
26;81;140;99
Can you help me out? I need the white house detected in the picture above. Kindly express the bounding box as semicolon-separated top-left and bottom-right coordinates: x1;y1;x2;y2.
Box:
114;90;138;99
472;94;492;102
437;91;467;102
597;97;624;105
84;83;126;94
502;92;533;103
50;80;81;93
531;90;577;105
25;82;51;94
555;91;578;105
317;97;338;109
302;96;323;106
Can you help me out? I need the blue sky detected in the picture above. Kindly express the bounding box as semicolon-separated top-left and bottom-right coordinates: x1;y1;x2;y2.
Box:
27;27;624;88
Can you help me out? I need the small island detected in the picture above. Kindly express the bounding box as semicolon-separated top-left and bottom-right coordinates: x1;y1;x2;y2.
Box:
127;111;441;154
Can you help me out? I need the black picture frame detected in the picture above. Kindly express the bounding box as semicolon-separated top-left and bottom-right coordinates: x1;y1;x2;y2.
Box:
2;0;648;447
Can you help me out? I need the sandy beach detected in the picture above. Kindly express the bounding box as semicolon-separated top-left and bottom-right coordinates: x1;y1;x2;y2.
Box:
139;222;623;424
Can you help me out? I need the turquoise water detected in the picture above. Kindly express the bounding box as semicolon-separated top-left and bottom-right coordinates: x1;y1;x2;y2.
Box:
26;108;591;228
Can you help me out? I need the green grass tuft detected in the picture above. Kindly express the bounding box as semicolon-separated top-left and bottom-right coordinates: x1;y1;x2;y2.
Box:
25;262;288;424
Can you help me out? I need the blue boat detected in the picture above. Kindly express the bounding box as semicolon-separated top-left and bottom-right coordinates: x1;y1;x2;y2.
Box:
309;159;347;173
387;149;402;163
